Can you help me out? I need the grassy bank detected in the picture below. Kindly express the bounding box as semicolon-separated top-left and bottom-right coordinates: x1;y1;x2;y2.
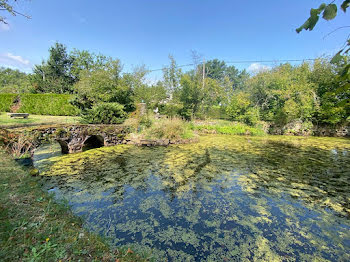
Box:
0;113;80;128
192;120;266;136
0;150;148;262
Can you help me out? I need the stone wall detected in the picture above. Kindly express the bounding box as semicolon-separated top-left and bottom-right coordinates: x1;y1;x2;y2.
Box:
268;120;349;137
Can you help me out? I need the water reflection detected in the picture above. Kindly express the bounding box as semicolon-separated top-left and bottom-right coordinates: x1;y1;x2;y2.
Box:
35;135;350;261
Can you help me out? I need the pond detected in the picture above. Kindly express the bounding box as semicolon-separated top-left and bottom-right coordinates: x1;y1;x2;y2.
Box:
34;135;350;261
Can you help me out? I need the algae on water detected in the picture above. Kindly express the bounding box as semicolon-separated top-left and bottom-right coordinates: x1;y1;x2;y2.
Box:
35;135;350;261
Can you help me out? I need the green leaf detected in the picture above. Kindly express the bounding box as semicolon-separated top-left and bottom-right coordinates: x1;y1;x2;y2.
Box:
330;50;343;64
341;0;350;12
323;4;338;20
340;64;350;80
296;4;326;33
335;83;350;95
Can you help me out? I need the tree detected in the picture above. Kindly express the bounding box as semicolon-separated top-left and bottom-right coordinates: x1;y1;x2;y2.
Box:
0;67;30;93
226;92;251;120
247;63;316;126
0;0;31;24
310;58;350;124
205;59;226;81
179;74;202;118
31;42;75;93
72;59;134;113
297;1;350;116
162;55;182;96
198;59;249;91
70;49;117;82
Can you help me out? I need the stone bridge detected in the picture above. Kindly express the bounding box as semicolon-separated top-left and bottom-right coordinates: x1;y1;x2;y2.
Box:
30;124;131;154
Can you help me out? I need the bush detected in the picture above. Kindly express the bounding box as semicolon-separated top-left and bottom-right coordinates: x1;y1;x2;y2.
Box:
81;102;126;124
14;94;79;116
139;115;154;129
206;105;228;119
144;118;194;140
178;107;192;121
241;107;260;126
0;94;17;112
158;103;183;118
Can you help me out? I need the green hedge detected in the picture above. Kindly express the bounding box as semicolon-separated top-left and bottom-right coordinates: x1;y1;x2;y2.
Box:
0;94;79;116
0;94;17;112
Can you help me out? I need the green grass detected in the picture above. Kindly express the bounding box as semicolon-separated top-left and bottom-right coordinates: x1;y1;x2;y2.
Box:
0;112;81;128
192;120;266;136
0;149;149;261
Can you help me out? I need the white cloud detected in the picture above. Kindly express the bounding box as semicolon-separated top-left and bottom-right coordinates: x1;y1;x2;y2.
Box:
0;53;31;69
247;63;271;73
0;23;10;32
6;53;30;65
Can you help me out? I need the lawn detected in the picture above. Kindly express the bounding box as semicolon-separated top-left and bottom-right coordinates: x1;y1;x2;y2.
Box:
0;112;81;128
0;149;148;261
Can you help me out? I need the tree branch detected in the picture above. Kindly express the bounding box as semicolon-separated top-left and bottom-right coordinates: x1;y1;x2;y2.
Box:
12;10;31;19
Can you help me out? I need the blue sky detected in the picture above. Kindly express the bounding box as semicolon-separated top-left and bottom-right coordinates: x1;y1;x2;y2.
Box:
0;0;349;81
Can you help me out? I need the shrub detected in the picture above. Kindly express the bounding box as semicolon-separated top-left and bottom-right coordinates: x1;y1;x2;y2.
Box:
144;118;194;140
15;94;79;116
158;103;183;118
242;107;260;126
178;107;192;121
139;115;154;129
81;102;126;124
206;105;228;119
0;94;17;112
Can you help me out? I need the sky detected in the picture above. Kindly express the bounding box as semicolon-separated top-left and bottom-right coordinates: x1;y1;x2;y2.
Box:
0;0;349;81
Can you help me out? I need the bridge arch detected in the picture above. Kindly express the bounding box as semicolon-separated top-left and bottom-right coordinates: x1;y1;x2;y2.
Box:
56;140;70;154
82;135;105;151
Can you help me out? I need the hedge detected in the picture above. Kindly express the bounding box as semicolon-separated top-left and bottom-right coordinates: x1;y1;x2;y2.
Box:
0;94;17;112
0;94;79;116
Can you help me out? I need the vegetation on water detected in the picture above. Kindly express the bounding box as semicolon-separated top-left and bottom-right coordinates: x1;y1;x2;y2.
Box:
34;135;350;261
0;149;148;261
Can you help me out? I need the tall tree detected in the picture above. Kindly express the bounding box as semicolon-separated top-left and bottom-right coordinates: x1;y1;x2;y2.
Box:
72;58;135;113
31;42;75;93
162;55;182;96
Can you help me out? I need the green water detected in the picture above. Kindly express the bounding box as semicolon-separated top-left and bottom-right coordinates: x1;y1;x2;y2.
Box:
34;135;350;261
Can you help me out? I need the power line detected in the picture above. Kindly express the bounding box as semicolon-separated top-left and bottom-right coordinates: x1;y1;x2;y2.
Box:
148;58;318;72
